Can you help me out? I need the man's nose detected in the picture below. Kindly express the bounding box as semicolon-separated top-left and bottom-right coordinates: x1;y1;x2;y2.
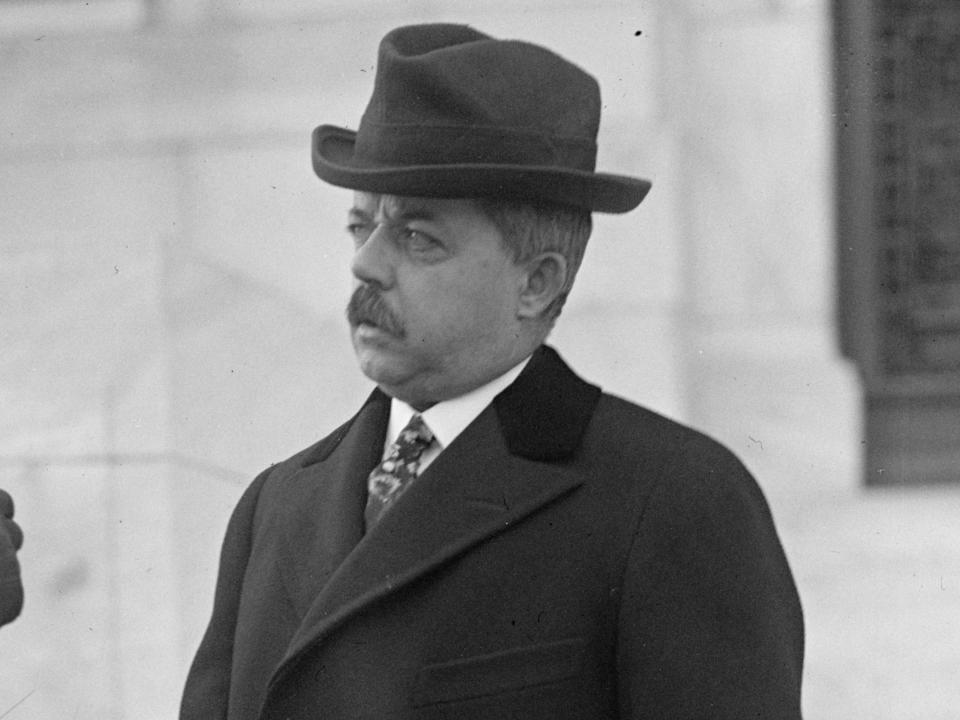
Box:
350;225;395;288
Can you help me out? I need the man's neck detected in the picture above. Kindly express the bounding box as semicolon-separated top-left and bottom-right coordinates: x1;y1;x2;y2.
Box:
384;354;532;460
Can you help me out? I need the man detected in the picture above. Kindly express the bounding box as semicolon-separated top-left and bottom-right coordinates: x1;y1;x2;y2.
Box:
1;488;24;627
181;23;804;720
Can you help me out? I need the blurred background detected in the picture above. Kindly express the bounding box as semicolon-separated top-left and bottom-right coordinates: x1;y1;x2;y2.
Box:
1;1;958;718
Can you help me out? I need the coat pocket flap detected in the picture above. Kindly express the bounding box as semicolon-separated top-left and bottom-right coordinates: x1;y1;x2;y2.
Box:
412;637;586;706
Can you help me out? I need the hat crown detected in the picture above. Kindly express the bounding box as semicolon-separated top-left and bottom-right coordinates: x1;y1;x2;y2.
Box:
355;24;600;171
366;25;600;136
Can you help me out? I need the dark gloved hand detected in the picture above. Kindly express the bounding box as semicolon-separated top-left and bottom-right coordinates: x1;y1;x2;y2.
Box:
0;488;24;626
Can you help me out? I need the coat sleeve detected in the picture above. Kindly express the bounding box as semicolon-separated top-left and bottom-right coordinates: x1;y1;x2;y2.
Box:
0;489;24;628
616;436;804;719
180;469;271;720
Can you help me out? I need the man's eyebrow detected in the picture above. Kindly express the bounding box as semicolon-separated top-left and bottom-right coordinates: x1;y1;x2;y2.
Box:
349;198;438;224
381;197;438;223
347;207;373;221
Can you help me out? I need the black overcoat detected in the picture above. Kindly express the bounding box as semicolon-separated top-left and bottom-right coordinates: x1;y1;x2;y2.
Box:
181;346;804;719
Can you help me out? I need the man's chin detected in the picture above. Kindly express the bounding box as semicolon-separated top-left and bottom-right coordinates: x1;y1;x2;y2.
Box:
351;328;406;381
352;335;404;382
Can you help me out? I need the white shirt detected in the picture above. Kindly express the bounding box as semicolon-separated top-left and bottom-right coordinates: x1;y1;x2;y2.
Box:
383;357;531;474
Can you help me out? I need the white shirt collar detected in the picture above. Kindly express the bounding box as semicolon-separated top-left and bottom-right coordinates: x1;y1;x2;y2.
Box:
385;356;531;461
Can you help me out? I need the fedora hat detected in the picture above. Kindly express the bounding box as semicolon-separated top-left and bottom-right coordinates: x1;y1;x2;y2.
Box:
312;24;651;213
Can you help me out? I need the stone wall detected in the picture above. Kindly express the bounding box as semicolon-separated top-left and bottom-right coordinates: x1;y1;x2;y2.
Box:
0;2;871;718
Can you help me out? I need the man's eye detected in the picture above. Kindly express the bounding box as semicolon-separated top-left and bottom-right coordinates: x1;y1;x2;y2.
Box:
403;228;441;253
347;222;373;245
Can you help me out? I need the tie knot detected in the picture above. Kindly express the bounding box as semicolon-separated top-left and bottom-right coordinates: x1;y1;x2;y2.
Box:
398;413;434;448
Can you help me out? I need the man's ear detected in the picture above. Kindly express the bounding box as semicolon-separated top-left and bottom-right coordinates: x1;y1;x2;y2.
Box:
517;252;568;319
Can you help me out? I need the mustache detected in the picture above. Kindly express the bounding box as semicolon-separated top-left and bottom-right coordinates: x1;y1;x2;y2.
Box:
346;285;405;338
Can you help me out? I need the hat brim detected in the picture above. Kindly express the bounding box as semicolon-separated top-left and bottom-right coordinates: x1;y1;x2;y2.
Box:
311;125;651;214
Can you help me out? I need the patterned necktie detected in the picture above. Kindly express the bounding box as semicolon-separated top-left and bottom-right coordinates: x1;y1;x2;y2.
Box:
364;413;434;529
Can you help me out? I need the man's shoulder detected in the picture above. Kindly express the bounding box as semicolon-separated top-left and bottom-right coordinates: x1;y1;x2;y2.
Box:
259;415;357;481
591;391;714;450
589;392;774;519
258;388;388;476
591;392;753;482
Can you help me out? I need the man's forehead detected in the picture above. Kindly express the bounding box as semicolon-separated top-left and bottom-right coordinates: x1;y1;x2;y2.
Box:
350;192;478;221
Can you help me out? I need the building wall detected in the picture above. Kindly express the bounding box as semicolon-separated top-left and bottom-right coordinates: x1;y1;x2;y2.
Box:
0;1;883;718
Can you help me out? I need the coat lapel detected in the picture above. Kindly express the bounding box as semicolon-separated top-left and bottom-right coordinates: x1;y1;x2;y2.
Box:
271;389;390;617
268;346;602;690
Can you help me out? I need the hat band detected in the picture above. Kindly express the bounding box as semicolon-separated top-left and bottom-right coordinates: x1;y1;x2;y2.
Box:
352;121;597;171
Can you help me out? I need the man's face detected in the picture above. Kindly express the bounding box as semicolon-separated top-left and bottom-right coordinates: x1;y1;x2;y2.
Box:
345;192;528;408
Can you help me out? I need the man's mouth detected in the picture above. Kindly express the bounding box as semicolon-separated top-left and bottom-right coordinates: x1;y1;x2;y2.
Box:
354;319;385;334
